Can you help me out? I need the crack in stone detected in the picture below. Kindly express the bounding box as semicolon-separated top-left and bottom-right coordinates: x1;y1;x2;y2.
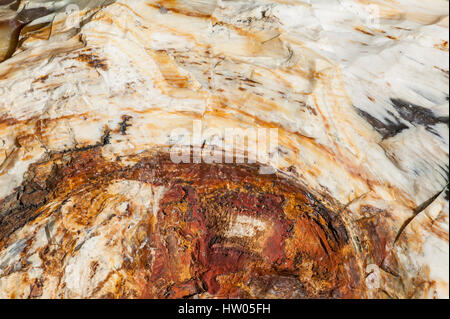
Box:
394;185;449;244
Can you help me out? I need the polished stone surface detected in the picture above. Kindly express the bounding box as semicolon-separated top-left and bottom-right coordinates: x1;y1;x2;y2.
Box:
0;0;448;298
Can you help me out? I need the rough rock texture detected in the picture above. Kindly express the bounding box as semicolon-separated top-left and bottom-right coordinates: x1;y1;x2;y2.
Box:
0;0;448;298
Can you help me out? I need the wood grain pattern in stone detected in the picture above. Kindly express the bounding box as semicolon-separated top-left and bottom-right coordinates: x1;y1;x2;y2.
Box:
0;0;448;298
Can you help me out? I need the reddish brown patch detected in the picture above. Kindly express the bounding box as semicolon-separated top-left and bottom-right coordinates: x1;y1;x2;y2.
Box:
435;40;449;52
386;35;399;41
28;278;43;298
76;53;108;71
0;114;19;126
0;148;366;298
355;26;375;36
149;1;213;19
357;206;392;267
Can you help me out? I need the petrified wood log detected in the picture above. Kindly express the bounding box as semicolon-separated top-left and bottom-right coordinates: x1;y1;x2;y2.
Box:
0;0;448;299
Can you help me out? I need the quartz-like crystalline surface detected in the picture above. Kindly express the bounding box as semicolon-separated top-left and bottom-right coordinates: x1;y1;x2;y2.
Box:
0;0;448;299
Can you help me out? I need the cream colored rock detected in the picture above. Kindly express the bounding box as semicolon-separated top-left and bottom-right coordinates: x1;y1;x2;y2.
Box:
0;0;448;299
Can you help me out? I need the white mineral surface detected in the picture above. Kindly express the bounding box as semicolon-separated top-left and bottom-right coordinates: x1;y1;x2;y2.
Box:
0;0;448;298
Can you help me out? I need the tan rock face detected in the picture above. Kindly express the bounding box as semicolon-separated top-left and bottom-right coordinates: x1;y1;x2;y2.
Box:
0;0;448;299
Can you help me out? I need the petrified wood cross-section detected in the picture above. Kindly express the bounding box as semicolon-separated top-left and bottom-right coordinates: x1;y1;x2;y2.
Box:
0;0;448;299
1;149;364;298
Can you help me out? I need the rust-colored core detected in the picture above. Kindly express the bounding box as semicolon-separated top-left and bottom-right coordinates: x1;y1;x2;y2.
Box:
0;148;365;298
